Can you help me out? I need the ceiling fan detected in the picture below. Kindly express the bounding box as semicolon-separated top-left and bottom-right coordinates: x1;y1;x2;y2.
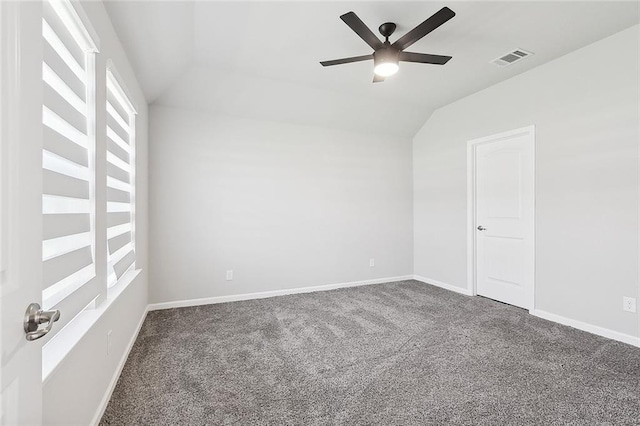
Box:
320;7;455;83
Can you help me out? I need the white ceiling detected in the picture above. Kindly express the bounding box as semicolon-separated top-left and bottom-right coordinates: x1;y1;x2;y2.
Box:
105;1;639;137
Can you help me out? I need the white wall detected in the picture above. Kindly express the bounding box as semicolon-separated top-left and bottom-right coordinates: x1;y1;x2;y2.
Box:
42;1;149;424
149;105;413;304
414;25;639;337
36;7;639;426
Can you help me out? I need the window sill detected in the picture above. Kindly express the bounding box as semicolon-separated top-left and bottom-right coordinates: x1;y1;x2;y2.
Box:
107;267;138;300
42;269;141;383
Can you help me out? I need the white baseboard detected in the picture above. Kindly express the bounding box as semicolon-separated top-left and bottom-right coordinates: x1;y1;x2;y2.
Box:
413;275;474;296
413;275;639;348
533;309;640;348
89;274;639;426
92;305;149;426
148;275;415;311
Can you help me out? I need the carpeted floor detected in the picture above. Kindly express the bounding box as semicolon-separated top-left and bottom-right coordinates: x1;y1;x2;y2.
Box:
101;280;640;425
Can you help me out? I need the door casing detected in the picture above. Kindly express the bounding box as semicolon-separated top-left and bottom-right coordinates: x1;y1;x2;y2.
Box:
466;125;536;312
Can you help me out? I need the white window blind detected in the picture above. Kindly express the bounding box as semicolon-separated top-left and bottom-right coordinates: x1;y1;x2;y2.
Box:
106;69;136;287
42;0;98;337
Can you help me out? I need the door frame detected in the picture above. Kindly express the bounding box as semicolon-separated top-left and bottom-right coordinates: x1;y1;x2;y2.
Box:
466;125;536;312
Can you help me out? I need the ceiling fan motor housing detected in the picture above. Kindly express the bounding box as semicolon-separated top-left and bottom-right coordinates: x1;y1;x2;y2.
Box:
374;46;400;67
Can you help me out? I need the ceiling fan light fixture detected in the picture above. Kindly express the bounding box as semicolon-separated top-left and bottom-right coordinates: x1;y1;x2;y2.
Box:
373;47;399;77
374;62;399;77
320;7;455;83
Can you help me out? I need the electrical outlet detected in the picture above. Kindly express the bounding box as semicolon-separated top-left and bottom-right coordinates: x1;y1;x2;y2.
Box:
107;330;113;355
369;258;375;267
226;270;233;281
623;297;636;313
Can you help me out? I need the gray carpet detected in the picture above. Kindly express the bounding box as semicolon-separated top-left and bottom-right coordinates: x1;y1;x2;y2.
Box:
101;280;640;425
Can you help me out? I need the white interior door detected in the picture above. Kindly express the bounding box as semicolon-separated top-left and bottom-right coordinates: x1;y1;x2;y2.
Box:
473;127;534;310
1;2;45;424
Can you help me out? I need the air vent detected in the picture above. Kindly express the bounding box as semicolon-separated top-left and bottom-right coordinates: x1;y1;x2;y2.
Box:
491;48;533;67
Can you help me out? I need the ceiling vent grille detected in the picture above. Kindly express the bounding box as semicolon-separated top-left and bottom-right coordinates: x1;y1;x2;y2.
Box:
491;48;533;67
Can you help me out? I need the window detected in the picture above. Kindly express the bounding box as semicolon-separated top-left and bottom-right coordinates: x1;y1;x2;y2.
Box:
105;68;136;287
41;0;99;337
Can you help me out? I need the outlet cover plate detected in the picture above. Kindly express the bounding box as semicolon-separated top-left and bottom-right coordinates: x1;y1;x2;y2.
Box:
623;296;636;313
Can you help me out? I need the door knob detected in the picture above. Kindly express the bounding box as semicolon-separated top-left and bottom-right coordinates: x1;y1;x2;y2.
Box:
23;303;60;341
477;225;486;231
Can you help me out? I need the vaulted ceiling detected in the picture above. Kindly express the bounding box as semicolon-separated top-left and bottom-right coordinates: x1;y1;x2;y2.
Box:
104;1;639;137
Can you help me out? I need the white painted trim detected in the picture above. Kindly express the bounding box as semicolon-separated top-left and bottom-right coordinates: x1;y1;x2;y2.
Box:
412;276;637;347
91;304;149;426
106;61;137;115
49;0;100;52
148;275;415;311
413;275;473;296
466;125;536;311
533;309;640;348
637;53;640;350
92;276;638;426
42;270;141;382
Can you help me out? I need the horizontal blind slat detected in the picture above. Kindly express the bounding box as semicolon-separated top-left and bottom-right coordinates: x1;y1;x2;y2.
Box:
107;211;131;228
43;213;90;240
43;125;89;167
42;275;99;343
110;242;133;266
106;151;129;172
106;136;129;165
43;264;95;309
43;105;88;148
107;187;130;203
114;249;135;278
43;84;86;135
106;114;129;143
42;18;85;82
43;83;87;135
43;62;86;116
42;1;86;68
43;149;90;182
43;245;93;289
43;44;85;102
43;169;90;199
106;88;130;122
107;222;131;240
43;195;90;214
108;232;131;255
106;161;129;184
106;101;129;131
106;176;131;193
107;201;131;213
42;231;92;261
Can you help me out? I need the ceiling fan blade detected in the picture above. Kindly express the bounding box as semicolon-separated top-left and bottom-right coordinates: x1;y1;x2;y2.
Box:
320;54;373;67
373;74;385;83
340;12;383;50
399;51;452;65
392;7;455;51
